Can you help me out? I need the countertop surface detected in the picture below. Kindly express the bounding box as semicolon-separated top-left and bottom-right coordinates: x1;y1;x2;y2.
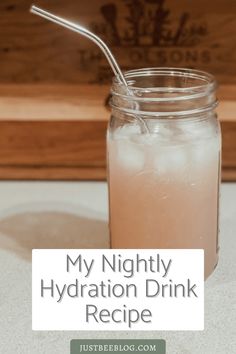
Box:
0;182;235;354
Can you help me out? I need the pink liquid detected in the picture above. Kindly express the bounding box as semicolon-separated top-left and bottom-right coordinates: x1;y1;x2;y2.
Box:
108;123;221;278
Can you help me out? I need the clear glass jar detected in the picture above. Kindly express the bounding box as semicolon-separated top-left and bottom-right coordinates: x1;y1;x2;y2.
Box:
107;68;221;279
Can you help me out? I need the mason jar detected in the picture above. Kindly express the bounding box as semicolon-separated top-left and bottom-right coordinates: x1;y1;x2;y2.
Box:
107;68;221;279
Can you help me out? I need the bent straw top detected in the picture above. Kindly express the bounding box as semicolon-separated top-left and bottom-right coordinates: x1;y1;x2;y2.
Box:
30;5;149;133
30;5;128;86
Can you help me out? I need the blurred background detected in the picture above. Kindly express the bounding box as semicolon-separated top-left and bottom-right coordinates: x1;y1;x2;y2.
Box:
0;0;235;180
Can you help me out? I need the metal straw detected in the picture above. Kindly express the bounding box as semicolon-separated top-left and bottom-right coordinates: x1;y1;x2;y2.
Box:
30;5;148;133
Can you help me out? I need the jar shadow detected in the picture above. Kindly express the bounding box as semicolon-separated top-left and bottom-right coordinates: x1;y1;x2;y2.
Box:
0;209;109;261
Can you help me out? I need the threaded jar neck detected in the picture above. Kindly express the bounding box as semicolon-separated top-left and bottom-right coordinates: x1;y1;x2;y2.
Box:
110;68;218;118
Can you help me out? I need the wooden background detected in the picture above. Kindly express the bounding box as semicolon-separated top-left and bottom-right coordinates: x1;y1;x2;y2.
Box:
1;0;236;84
0;0;236;180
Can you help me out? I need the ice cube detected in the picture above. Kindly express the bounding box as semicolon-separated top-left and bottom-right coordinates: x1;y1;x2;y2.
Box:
191;138;219;167
117;140;145;171
154;146;187;174
191;143;207;165
115;124;140;138
130;133;158;146
157;125;175;142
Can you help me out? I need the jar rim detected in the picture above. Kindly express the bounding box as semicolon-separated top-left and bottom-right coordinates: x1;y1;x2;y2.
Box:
112;67;216;95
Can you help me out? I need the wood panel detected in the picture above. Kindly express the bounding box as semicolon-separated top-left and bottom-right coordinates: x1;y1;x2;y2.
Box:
0;84;235;181
0;84;110;121
0;120;107;166
221;122;236;169
0;166;107;181
0;0;236;84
